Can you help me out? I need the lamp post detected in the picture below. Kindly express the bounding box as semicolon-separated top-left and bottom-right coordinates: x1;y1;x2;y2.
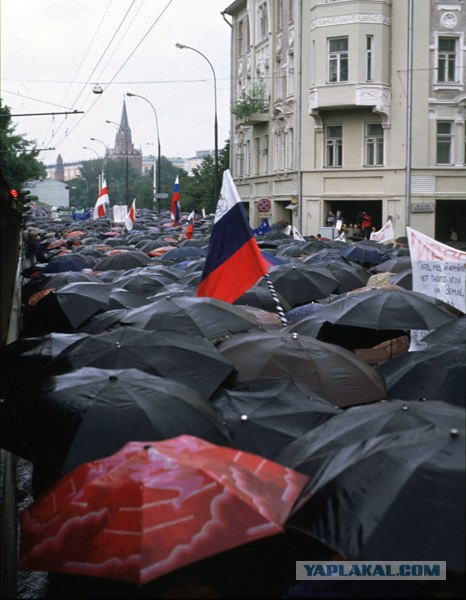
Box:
82;146;99;159
90;137;109;178
126;92;161;213
175;43;219;203
106;119;129;205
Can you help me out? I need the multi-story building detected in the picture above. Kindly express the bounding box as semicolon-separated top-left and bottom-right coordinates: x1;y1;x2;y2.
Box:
224;0;466;241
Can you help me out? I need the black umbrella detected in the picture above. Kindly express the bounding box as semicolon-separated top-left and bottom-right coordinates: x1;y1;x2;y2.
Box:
121;296;266;342
160;246;206;262
422;315;466;347
234;285;291;312
0;367;232;496
211;378;341;459
276;398;464;477
306;259;370;294
108;288;151;309
44;327;236;398
389;268;413;290
93;250;152;271
372;255;412;274
339;244;390;265
265;264;339;306
377;344;466;407
112;270;178;297
216;331;387;407
22;282;117;336
22;270;102;304
42;254;92;273
1;332;89;397
287;286;455;333
284;425;465;570
78;308;129;334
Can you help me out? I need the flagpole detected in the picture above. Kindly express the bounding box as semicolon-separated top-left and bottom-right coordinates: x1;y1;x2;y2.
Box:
264;274;288;327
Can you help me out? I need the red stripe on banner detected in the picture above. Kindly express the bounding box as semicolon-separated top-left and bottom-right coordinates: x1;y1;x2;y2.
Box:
197;238;267;303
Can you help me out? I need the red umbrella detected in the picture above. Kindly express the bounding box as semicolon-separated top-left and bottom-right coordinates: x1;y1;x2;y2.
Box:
19;435;309;584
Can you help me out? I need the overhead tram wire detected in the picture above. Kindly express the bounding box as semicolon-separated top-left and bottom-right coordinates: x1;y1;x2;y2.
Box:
42;0;139;151
44;0;175;160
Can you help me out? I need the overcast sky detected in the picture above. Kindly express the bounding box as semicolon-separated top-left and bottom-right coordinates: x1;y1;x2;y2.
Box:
1;0;232;167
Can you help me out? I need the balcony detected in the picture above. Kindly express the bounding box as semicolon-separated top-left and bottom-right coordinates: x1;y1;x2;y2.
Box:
309;83;391;129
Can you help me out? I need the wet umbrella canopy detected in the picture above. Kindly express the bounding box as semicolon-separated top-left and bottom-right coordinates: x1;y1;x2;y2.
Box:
284;425;465;571
120;296;266;342
1;367;232;495
212;378;341;459
217;331;387;407
377;344;466;407
43;327;236;399
19;435;309;584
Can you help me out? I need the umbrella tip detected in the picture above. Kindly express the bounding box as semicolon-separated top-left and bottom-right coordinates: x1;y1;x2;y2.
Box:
108;375;118;382
291;332;299;340
241;415;248;421
450;429;459;438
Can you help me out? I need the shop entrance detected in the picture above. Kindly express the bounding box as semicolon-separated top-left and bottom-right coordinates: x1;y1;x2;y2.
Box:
323;200;383;230
435;199;466;243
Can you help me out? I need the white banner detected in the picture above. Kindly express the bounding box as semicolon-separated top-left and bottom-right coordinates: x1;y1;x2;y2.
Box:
407;226;466;314
370;220;395;242
113;205;128;223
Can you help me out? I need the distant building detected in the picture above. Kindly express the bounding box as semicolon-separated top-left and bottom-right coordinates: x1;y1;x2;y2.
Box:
54;154;65;182
108;101;143;174
23;180;70;207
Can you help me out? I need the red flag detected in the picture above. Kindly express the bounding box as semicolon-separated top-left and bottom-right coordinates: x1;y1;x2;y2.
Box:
185;210;195;240
124;199;136;231
93;178;109;220
170;176;180;226
197;170;268;303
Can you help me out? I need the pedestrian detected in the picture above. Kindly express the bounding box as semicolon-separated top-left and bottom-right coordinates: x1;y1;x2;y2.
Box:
449;227;458;242
326;210;336;227
360;211;372;239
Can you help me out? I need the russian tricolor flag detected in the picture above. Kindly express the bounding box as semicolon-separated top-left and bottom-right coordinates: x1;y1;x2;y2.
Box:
197;170;268;303
171;176;181;226
185;210;195;240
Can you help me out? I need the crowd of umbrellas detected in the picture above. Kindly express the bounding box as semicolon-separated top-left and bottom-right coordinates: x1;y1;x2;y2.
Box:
1;208;465;598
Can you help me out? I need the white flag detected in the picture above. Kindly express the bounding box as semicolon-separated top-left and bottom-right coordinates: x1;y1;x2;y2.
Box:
124;199;136;231
370;220;395;242
93;178;109;220
292;226;305;241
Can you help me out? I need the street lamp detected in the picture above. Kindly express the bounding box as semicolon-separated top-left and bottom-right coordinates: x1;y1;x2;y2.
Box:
90;137;109;177
175;42;219;203
82;146;99;160
106;119;129;205
126;92;162;213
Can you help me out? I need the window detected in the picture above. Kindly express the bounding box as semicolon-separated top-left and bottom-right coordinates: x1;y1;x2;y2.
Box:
365;123;384;166
437;37;458;83
325;125;343;167
276;0;283;30
254;137;261;175
328;38;348;82
258;2;268;41
366;35;374;81
285;128;294;170
436;122;453;164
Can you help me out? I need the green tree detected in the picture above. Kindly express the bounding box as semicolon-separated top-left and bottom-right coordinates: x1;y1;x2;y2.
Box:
0;100;46;190
183;139;230;214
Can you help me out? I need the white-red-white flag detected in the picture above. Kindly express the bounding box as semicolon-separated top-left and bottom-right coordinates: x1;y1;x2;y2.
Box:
124;199;136;231
93;178;109;220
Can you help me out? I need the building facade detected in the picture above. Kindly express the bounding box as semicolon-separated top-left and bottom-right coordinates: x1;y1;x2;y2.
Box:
224;0;466;241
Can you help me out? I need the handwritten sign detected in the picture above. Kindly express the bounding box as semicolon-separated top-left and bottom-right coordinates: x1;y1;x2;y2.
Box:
407;227;466;314
370;220;395;243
